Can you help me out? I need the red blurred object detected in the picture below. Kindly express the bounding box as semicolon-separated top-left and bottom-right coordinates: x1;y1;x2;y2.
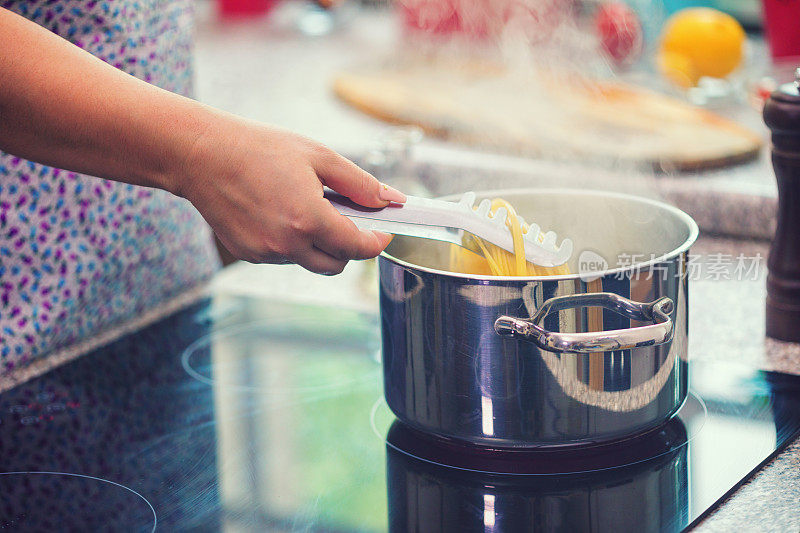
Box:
594;2;642;66
398;0;461;35
217;0;279;17
397;0;566;41
762;0;800;59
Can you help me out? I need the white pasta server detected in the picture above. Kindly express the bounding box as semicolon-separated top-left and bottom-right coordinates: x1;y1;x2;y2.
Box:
324;190;572;267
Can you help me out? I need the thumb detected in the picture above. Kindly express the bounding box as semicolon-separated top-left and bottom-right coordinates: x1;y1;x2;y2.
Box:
313;149;406;208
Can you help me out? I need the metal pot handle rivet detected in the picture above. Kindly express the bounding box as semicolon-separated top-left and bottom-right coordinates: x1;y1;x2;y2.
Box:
494;293;675;354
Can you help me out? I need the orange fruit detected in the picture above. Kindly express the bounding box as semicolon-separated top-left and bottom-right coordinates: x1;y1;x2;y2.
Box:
658;8;745;88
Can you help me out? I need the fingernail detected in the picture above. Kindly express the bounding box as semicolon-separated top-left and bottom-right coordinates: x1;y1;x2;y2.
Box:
371;230;393;244
379;183;407;204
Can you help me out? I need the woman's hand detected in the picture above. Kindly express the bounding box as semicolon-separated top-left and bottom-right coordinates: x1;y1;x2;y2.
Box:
175;114;406;275
0;7;401;276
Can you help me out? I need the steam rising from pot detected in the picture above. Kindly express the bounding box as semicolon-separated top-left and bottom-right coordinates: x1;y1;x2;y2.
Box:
389;0;672;180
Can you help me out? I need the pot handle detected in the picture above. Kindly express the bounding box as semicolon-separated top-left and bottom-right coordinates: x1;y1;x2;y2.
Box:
494;293;675;354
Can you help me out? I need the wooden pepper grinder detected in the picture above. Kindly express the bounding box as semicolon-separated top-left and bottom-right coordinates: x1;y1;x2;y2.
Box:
765;67;800;341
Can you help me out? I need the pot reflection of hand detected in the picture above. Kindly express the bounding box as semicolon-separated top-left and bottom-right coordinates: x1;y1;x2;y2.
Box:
385;419;689;533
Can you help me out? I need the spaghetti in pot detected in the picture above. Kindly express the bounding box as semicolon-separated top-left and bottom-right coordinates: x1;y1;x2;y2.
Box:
449;198;571;276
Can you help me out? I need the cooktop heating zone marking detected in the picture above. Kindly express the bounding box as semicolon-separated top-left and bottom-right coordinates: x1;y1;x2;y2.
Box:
0;471;157;532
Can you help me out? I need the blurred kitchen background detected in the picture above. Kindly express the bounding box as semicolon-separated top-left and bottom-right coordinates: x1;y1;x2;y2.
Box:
192;0;798;268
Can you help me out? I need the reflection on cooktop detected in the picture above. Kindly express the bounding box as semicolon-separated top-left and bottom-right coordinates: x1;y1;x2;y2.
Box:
386;431;689;533
0;296;797;532
181;318;380;394
379;392;705;475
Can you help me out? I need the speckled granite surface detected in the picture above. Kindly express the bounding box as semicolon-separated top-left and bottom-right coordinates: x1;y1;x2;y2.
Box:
0;284;210;396
356;153;779;241
698;436;800;532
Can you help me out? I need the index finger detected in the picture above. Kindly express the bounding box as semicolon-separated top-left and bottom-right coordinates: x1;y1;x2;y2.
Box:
313;149;406;208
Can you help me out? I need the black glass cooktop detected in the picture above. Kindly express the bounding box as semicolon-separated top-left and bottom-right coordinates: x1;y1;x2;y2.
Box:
0;295;798;532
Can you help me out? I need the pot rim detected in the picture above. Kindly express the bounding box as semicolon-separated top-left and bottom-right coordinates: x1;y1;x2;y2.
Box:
379;188;699;282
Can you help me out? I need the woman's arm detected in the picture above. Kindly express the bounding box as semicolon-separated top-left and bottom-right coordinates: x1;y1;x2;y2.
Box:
0;7;404;275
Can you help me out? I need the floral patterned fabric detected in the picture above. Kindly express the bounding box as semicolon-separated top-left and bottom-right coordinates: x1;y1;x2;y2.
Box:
0;0;220;371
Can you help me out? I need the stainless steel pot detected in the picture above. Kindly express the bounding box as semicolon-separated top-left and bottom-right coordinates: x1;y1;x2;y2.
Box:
378;189;698;448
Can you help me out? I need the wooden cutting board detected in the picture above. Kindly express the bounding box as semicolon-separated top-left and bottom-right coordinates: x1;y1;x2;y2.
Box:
333;61;762;171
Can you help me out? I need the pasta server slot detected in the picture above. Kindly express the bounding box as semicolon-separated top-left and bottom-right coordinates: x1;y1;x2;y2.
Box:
324;190;573;267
